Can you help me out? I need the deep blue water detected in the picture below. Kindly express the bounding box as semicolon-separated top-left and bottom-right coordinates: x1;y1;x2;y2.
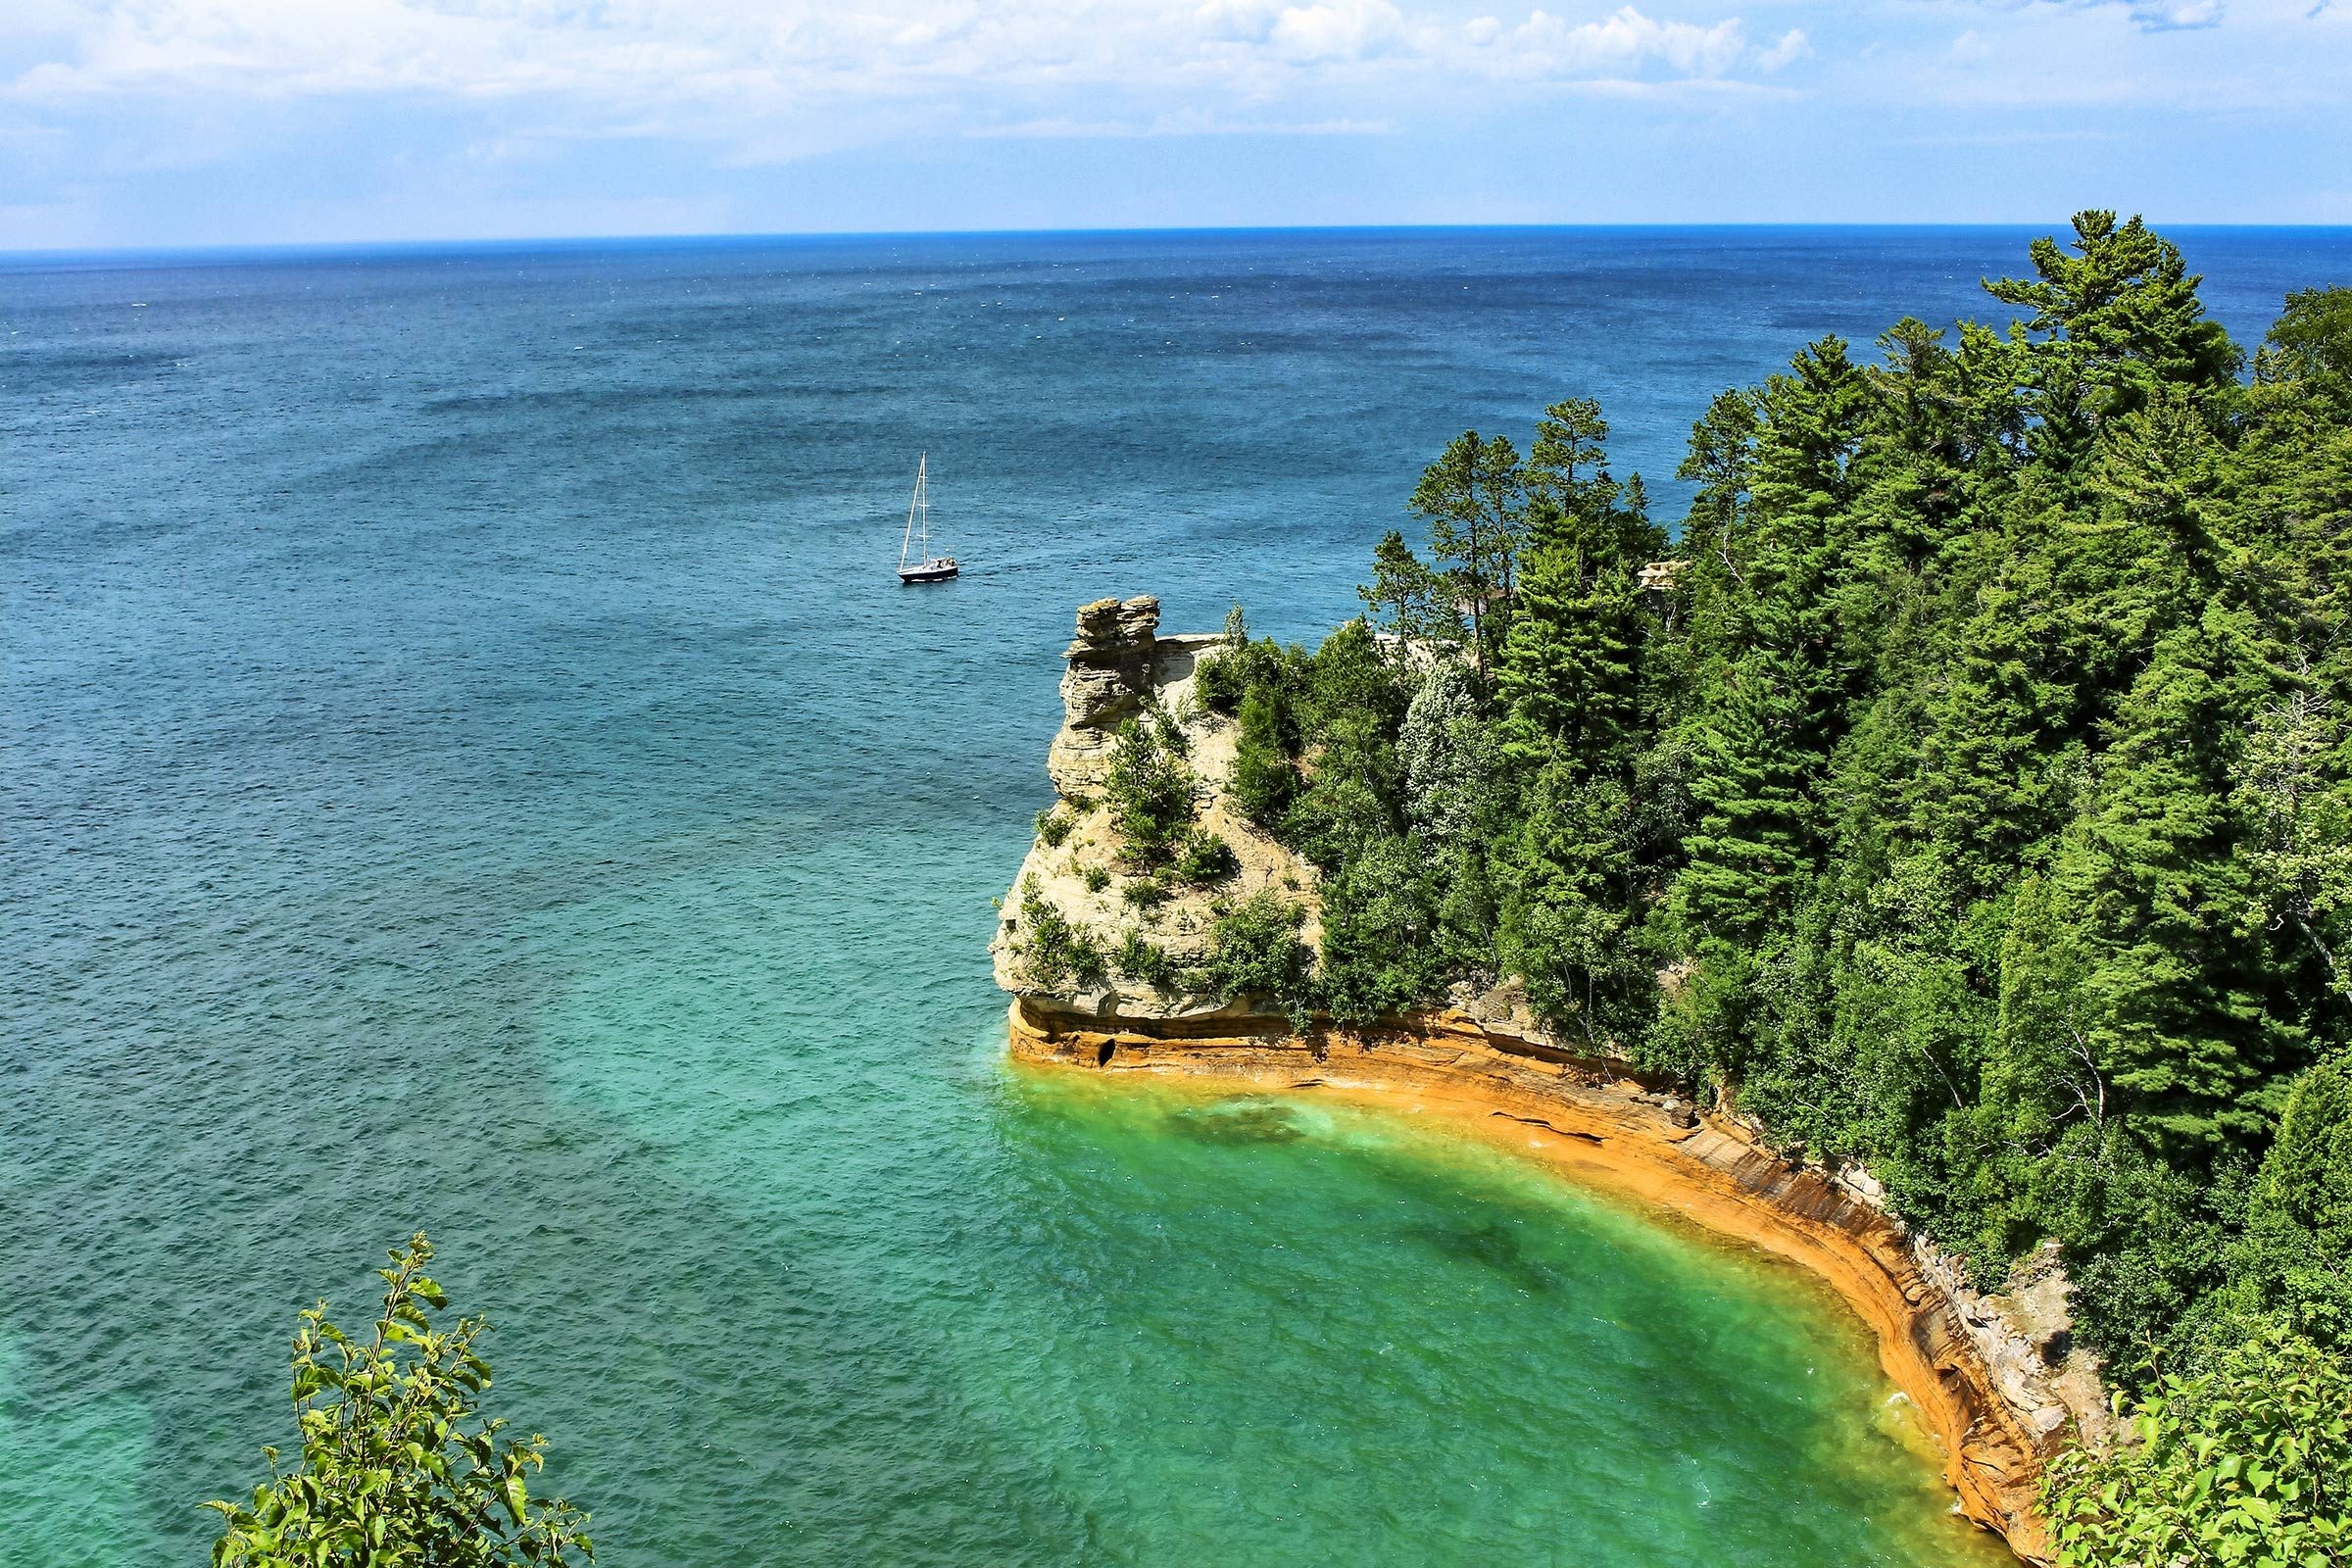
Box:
5;227;2347;1567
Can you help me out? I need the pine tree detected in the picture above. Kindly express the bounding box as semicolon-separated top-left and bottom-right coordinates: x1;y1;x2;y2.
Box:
1500;760;1646;1047
1494;406;1660;778
1985;210;2242;480
1667;641;1819;949
1409;431;1525;681
1357;528;1459;658
2051;618;2284;1156
1398;662;1497;846
1230;686;1297;831
1913;558;2082;898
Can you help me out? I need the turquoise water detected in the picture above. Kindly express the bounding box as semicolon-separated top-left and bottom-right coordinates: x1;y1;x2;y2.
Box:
8;228;2346;1565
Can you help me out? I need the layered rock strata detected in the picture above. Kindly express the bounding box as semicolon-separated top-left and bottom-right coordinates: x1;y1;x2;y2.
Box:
994;597;2106;1564
1047;595;1168;796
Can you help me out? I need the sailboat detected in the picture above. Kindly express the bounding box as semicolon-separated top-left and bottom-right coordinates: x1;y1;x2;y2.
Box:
896;454;958;583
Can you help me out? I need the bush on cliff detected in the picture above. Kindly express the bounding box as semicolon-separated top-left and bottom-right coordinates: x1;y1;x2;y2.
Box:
1014;878;1107;994
1230;686;1298;830
205;1234;593;1568
1171;829;1240;887
1103;713;1196;870
1205;891;1313;1026
1111;930;1185;993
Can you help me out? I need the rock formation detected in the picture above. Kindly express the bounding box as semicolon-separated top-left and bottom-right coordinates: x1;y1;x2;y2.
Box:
1046;595;1164;797
993;598;1313;1021
994;594;2107;1564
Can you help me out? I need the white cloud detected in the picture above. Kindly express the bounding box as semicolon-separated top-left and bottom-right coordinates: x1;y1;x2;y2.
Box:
1267;0;1409;63
1756;26;1811;68
2;0;1780;108
968;109;1391;135
1980;0;2229;30
1476;6;1749;77
2129;0;2225;24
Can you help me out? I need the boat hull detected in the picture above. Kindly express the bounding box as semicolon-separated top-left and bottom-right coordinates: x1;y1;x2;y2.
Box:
897;563;959;583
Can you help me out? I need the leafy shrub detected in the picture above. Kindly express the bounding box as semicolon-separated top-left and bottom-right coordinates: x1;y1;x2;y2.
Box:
2043;1325;2352;1568
1317;836;1449;1026
1013;878;1107;993
206;1235;593;1568
1198;652;1245;714
1205;891;1313;1020
1083;864;1111;893
1035;808;1073;848
1121;878;1170;911
1111;930;1184;992
1171;829;1240;887
1230;688;1298;829
1197;631;1301;718
1103;717;1196;869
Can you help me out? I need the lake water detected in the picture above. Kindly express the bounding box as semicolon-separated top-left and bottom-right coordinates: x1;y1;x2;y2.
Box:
7;226;2346;1565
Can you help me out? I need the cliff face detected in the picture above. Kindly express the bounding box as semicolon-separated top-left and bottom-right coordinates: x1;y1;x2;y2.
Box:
993;597;2107;1564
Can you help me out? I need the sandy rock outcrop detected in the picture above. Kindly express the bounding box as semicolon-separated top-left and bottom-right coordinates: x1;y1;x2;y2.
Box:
1047;595;1165;797
993;599;1317;1021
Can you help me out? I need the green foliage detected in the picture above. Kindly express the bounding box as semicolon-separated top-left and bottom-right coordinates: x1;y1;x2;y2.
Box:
1230;686;1298;829
1501;762;1649;1048
205;1235;592;1568
1198;634;1296;717
1204;890;1314;1021
1013;878;1107;993
1103;715;1197;870
2223;1054;2352;1348
1985;210;2241;456
1036;807;1074;848
1409;432;1525;679
1317;837;1450;1025
1121;877;1170;911
1170;829;1240;887
1498;402;1664;778
1399;662;1496;846
1110;929;1185;993
2043;1326;2352;1568
1197;651;1244;713
1083;864;1111;893
1358;529;1460;657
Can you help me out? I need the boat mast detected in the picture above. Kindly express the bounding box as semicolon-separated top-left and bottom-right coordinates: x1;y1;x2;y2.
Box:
901;453;927;569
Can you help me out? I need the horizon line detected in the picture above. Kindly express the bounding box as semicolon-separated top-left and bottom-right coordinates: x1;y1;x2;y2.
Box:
9;219;2352;267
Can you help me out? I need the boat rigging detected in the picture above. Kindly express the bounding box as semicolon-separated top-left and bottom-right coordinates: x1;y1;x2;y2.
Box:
896;454;958;584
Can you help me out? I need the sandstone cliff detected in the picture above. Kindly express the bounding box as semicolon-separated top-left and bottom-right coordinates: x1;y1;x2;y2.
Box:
991;594;1322;1022
993;595;2110;1564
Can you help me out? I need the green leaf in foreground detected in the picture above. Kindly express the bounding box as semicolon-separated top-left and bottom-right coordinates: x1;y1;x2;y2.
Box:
205;1233;592;1567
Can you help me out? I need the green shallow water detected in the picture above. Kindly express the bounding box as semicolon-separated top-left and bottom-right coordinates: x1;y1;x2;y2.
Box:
519;850;2012;1565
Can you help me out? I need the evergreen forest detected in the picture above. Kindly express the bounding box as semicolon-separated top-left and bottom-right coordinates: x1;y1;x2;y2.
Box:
1190;214;2352;1561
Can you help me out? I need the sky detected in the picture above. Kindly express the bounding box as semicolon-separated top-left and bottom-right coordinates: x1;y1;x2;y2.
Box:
1;0;2347;250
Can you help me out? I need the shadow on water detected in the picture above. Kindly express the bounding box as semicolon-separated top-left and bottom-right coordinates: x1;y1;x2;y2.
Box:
1164;1095;1318;1145
1404;1218;1564;1297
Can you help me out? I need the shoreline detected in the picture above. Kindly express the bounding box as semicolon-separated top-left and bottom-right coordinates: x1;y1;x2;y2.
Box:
1006;995;2058;1564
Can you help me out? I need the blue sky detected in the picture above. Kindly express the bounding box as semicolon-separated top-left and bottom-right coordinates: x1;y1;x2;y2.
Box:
2;0;2347;249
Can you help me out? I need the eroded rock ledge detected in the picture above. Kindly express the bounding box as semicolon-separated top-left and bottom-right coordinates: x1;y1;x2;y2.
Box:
994;598;2106;1563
